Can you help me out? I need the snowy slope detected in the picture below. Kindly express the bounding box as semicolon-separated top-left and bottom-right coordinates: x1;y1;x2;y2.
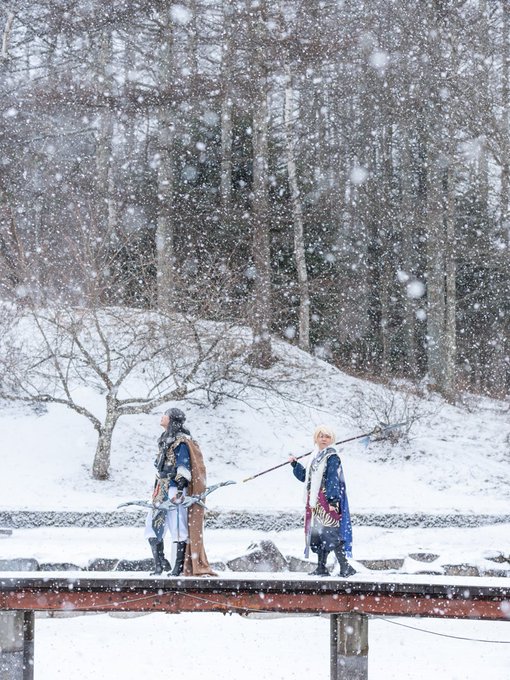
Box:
0;338;509;516
1;340;509;680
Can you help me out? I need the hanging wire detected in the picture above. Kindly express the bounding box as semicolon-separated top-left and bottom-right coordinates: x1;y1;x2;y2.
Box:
373;616;510;644
170;593;510;644
74;589;510;645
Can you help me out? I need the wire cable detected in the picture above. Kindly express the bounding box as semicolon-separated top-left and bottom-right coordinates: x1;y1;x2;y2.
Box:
374;616;510;644
64;587;510;645
180;594;510;644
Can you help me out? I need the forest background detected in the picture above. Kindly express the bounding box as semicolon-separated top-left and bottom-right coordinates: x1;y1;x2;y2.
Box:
0;0;509;479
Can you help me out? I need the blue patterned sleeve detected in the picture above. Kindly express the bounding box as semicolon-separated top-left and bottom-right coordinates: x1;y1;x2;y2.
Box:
325;455;341;502
292;461;306;482
174;442;191;487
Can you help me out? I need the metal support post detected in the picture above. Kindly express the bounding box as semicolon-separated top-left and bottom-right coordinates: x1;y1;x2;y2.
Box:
330;612;368;680
0;611;34;680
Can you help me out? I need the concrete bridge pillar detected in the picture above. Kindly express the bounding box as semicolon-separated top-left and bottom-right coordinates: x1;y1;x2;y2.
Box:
0;611;34;680
330;612;368;680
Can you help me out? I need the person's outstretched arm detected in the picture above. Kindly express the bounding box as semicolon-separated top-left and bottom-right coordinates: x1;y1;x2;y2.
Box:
288;456;306;482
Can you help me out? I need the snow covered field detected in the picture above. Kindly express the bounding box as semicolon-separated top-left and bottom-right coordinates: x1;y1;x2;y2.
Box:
1;342;509;518
1;525;510;574
2;523;509;679
1;347;509;678
34;612;510;680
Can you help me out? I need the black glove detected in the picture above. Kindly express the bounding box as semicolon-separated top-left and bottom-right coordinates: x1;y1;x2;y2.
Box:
290;460;297;468
328;500;340;513
175;476;188;491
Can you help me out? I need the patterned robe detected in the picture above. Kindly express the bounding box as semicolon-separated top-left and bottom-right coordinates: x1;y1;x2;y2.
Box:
292;446;352;557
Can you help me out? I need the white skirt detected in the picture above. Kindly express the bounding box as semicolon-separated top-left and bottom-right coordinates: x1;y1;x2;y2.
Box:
143;484;189;542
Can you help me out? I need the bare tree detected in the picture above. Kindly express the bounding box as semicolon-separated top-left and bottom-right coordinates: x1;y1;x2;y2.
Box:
1;0;509;400
154;6;177;313
422;5;459;402
248;1;273;368
0;303;257;479
500;0;510;241
219;0;234;215
1;10;14;61
284;63;310;351
95;27;118;242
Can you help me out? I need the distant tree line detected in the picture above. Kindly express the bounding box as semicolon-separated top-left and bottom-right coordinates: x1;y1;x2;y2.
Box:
0;0;509;402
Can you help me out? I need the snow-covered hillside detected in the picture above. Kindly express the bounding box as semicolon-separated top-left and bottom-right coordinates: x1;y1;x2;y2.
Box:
1;339;509;516
1;341;509;680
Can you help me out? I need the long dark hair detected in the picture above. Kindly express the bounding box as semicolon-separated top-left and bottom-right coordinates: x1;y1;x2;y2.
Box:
167;419;191;440
164;408;191;442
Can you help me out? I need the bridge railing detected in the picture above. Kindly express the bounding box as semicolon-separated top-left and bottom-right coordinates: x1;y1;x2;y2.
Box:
1;573;508;680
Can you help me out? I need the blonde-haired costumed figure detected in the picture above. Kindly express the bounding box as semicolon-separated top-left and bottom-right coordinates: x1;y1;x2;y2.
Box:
289;425;356;577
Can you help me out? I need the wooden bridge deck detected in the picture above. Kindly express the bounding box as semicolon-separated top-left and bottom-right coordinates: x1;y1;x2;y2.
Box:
1;572;509;620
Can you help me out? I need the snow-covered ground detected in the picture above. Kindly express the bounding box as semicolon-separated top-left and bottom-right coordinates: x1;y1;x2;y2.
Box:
2;535;506;680
5;527;505;680
1;525;509;574
1;341;509;516
33;612;510;680
1;343;509;678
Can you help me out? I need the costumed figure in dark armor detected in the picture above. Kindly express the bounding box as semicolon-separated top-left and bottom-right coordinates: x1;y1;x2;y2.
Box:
289;425;356;577
144;408;215;577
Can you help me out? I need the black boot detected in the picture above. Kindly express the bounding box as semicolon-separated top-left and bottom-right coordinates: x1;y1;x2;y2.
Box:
148;538;164;576
158;542;171;572
309;547;330;576
334;543;356;577
169;541;187;576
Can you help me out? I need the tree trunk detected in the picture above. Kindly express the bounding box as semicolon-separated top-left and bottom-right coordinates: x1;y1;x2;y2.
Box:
501;0;510;243
250;68;273;367
92;400;119;480
399;136;418;376
425;11;457;402
443;160;457;401
380;122;394;372
364;141;383;372
425;147;446;389
491;0;510;395
284;65;310;352
220;1;233;216
96;29;117;243
156;11;175;313
95;27;117;306
1;11;14;61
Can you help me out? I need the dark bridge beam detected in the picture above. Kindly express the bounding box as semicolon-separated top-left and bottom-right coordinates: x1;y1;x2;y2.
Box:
0;574;508;620
0;574;508;680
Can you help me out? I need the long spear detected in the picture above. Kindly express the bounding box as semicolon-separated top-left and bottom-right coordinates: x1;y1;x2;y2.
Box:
241;421;408;483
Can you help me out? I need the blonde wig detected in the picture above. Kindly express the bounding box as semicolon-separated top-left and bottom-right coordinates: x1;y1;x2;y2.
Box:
313;425;336;444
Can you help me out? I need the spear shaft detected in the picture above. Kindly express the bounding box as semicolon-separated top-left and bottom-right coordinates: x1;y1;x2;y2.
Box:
241;422;407;484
